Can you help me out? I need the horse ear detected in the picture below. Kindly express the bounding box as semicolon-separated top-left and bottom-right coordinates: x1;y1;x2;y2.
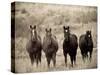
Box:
45;28;47;32
50;28;51;32
34;25;36;29
63;26;65;29
86;31;88;34
68;26;69;29
89;30;91;33
30;25;33;29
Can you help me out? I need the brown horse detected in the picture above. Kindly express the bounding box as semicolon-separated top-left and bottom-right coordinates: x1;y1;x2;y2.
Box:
43;28;58;68
79;30;93;62
26;25;42;67
63;26;78;67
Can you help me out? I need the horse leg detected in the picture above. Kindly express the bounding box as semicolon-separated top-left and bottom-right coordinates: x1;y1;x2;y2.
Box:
46;55;51;68
89;50;92;62
64;52;67;66
84;51;88;62
82;53;85;63
73;55;76;65
86;53;88;59
38;51;41;64
85;50;88;60
82;56;84;62
70;56;73;67
36;54;39;67
29;53;34;65
52;53;56;67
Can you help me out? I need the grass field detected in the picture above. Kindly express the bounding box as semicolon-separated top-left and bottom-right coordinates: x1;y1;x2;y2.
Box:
11;2;97;73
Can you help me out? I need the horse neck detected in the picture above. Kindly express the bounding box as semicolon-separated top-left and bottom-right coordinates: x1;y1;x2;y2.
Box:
68;32;70;41
65;31;70;43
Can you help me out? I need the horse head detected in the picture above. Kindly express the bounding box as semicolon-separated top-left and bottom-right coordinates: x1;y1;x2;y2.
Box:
85;30;92;46
63;26;70;42
30;25;37;42
45;28;52;38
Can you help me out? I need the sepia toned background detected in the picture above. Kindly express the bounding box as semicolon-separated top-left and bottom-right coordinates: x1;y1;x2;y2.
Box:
11;2;97;73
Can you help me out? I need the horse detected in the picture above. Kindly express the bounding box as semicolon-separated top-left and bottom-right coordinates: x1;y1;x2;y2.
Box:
79;30;93;62
43;28;58;68
63;26;78;67
26;25;42;67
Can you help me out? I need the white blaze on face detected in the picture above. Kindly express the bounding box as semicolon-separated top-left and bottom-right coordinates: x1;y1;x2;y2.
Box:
65;30;68;32
32;29;34;36
88;35;90;38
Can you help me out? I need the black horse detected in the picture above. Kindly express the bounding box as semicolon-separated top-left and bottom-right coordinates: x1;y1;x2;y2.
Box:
43;28;58;68
63;26;78;67
26;25;42;67
79;30;93;62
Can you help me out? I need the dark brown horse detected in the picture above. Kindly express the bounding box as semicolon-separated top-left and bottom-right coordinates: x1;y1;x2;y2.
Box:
43;28;58;68
79;30;93;62
63;26;78;67
26;25;42;67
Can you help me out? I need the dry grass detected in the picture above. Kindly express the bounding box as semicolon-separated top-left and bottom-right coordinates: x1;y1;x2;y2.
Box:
12;2;97;73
